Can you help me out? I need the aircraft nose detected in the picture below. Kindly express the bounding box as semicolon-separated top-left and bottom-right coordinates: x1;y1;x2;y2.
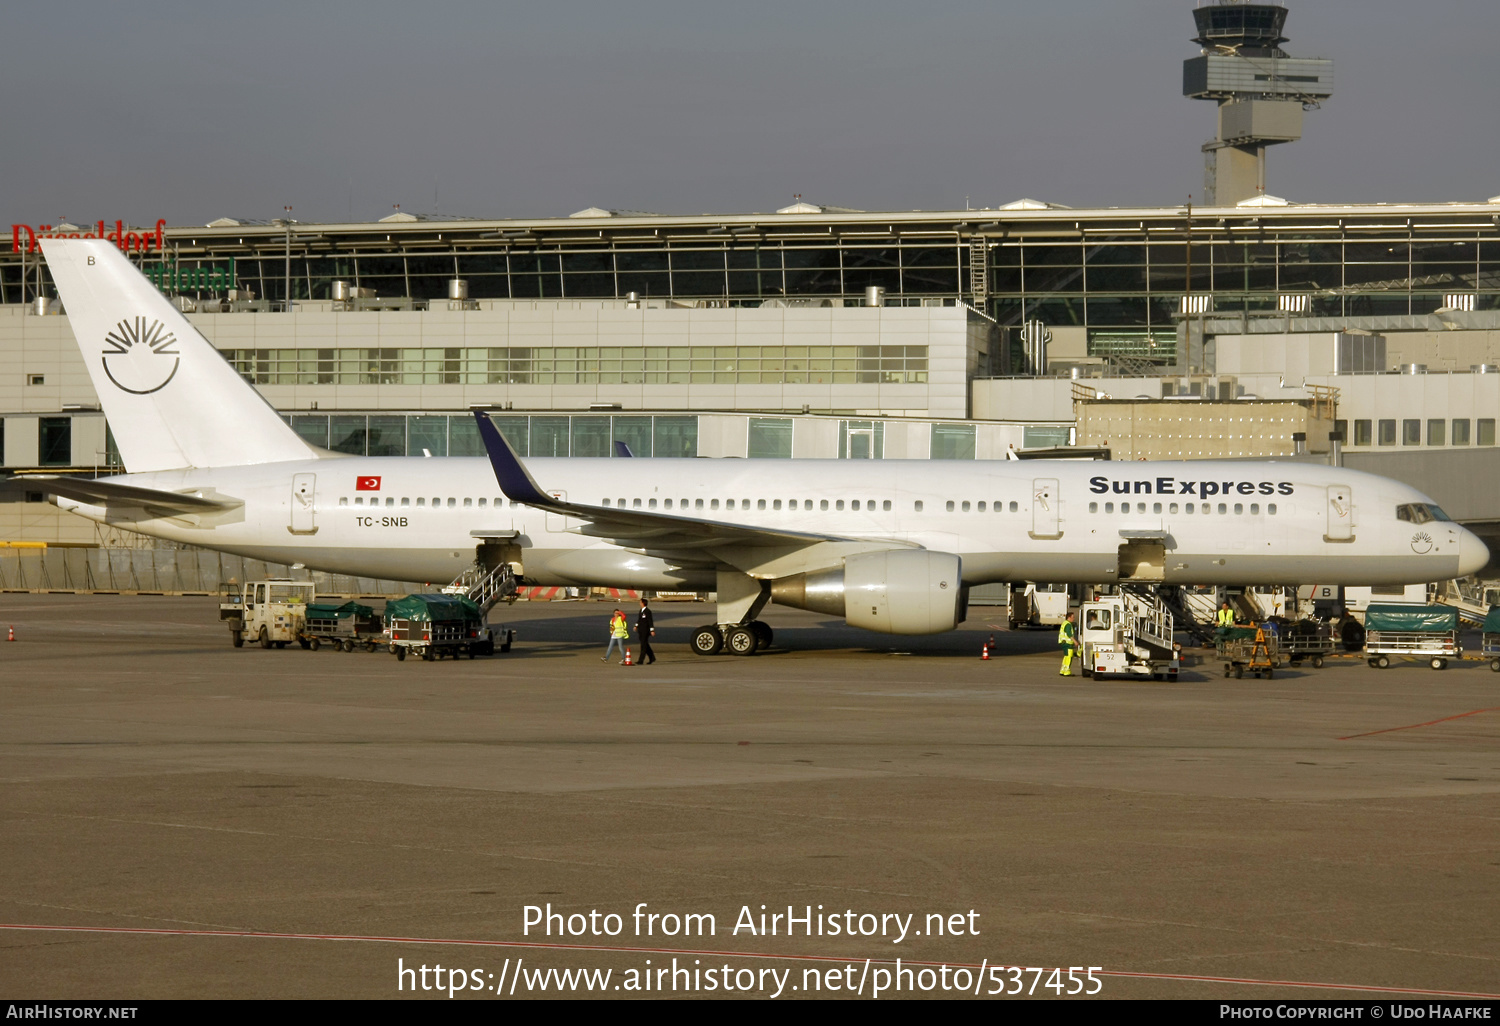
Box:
1458;527;1491;578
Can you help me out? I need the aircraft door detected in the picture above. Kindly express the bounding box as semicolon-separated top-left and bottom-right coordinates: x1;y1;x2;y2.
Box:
289;473;317;535
1029;478;1062;539
1325;484;1353;541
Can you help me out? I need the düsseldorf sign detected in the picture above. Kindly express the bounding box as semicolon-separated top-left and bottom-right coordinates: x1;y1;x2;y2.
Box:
12;219;168;255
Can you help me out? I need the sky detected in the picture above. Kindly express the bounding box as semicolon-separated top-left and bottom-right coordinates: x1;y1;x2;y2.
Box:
3;1;1498;228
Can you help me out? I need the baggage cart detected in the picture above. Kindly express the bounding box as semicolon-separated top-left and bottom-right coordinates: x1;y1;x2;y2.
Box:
1283;620;1335;668
1363;604;1461;670
1482;607;1500;673
301;601;384;652
384;593;511;662
1217;625;1280;679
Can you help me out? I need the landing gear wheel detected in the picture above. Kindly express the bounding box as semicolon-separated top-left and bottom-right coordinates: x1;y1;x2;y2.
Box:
342;639;355;653
231;630;244;649
726;625;759;656
691;625;723;656
1312;655;1324;669
309;637;321;652
1376;655;1390;669
259;628;272;650
396;647;407;661
749;620;773;648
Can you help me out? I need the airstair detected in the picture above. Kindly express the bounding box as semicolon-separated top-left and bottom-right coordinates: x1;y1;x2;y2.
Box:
444;561;519;614
1157;585;1212;645
1119;587;1178;657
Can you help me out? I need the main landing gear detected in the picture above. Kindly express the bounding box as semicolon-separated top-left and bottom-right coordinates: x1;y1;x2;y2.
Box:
691;620;773;656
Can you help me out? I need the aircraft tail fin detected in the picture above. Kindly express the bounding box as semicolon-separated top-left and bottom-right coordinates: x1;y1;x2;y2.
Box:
40;238;317;472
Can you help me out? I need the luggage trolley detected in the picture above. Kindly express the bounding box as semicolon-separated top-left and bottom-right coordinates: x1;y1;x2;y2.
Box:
1363;603;1461;670
1483;607;1500;673
1217;625;1280;679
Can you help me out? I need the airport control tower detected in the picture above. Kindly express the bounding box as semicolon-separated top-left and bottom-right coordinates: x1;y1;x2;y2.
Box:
1184;1;1332;205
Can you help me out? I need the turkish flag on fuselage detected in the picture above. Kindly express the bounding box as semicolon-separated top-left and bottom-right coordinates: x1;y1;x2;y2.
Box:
356;476;381;491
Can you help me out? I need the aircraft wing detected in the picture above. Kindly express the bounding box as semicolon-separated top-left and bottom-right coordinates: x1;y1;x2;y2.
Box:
8;475;242;517
474;412;906;566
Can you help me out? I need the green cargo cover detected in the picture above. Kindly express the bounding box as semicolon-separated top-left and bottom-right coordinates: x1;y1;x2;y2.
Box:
1483;606;1500;634
384;593;482;624
306;601;375;620
1364;604;1459;633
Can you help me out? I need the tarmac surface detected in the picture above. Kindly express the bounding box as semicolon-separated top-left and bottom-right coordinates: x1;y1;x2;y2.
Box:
1;593;1498;1001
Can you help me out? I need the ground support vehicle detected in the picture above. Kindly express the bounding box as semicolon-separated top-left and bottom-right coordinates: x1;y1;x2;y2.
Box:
1363;604;1461;670
301;601;384;652
1283;620;1336;668
219;579;314;649
1217;626;1280;679
384;593;511;661
1078;591;1181;681
1009;583;1070;629
1480;607;1500;673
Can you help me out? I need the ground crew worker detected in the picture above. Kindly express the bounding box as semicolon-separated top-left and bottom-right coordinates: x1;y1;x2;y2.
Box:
603;608;629;662
1217;601;1236;627
1058;611;1077;677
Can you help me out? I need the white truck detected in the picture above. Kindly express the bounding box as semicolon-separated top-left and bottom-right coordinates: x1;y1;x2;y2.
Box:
219;579;315;649
1009;583;1071;629
1078;591;1181;681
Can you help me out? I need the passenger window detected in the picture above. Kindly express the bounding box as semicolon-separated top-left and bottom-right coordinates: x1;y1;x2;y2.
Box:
946;500;955;512
1152;502;1161;514
416;498;425;507
696;499;705;510
1250;503;1259;514
961;501;970;512
883;500;892;511
820;500;829;511
773;500;781;510
664;499;672;510
1137;503;1146;514
496;498;503;507
1234;503;1243;515
1104;502;1113;513
836;500;845;511
1218;503;1227;514
447;498;456;508
1121;505;1129;516
402;497;410;507
387;498;395;507
431;497;440;507
1169;503;1178;514
649;498;658;509
757;499;766;510
339;497;348;507
978;501;986;512
914;500;924;512
1185;502;1194;513
354;497;363;506
633;498;642;509
851;500;860;511
463;498;472;508
477;498;486;508
1089;502;1098;513
1008;501;1018;512
710;499;719;510
1268;503;1277;515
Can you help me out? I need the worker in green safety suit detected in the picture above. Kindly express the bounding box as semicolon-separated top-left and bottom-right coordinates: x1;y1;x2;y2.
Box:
1057;612;1077;677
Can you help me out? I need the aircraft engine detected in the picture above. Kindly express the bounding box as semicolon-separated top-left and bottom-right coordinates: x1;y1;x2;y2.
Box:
769;550;964;635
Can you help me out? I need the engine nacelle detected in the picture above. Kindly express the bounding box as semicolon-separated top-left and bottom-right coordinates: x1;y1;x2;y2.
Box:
770;550;964;635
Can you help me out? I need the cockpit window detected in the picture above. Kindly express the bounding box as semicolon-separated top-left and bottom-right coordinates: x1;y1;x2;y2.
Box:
1396;503;1452;524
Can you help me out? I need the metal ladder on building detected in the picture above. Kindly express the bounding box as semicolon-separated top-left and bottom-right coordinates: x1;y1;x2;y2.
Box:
445;561;519;614
968;237;988;307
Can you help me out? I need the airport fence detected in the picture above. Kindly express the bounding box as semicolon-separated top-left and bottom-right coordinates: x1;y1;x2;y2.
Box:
0;545;419;597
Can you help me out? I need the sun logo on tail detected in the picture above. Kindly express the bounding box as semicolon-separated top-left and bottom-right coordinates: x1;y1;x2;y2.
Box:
102;316;180;394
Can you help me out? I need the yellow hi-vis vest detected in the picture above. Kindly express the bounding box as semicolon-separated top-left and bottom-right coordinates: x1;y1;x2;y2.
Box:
1057;620;1075;646
1217;607;1235;626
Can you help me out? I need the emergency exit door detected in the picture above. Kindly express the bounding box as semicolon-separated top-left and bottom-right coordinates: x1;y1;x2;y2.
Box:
289;473;317;535
1030;478;1062;539
1325;484;1353;541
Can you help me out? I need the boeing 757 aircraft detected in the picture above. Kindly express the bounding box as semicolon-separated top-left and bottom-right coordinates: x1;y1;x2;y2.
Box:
20;238;1488;654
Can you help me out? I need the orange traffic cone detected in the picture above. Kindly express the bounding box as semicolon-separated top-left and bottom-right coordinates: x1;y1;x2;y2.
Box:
6;625;12;642
623;647;632;666
981;642;989;660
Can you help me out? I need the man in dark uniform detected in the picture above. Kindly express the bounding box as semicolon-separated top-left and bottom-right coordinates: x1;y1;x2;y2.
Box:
635;598;656;664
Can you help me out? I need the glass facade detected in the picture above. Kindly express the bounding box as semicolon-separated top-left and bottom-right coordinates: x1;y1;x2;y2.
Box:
219;345;929;386
283;412;702;459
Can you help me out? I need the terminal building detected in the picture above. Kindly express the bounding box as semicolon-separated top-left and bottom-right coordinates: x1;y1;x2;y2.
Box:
1;1;1497;573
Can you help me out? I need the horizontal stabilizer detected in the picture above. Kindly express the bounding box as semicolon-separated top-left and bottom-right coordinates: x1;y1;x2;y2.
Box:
10;475;241;516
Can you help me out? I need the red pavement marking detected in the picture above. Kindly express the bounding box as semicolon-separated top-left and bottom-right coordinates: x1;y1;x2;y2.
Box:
1338;706;1500;740
2;923;1498;998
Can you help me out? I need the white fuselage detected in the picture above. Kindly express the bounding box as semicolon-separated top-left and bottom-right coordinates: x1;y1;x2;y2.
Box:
54;457;1486;589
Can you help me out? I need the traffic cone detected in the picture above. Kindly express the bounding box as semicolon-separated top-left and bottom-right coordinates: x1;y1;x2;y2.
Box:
981;642;989;660
623;648;632;666
6;625;12;642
